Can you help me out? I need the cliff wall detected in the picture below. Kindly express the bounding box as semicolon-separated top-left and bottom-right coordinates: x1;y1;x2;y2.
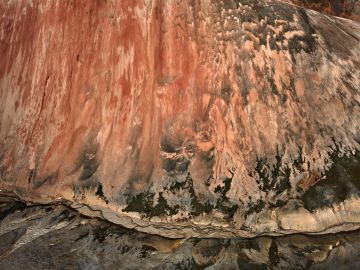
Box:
1;0;360;237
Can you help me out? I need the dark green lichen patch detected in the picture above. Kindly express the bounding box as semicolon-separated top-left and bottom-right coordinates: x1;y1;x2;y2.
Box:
215;201;239;219
292;146;306;173
169;173;239;219
123;172;239;220
73;178;102;202
245;199;266;218
302;148;360;212
250;147;292;197
123;191;154;216
214;176;232;197
214;171;239;218
167;173;215;217
123;190;179;219
247;146;320;212
95;183;108;204
154;193;180;216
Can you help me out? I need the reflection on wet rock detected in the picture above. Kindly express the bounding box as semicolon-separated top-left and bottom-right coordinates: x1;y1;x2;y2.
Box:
0;192;360;269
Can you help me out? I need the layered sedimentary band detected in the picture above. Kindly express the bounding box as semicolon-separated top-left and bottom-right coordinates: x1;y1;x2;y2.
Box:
1;191;360;269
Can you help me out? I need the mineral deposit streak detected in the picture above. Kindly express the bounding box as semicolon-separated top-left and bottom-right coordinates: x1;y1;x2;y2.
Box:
1;0;360;238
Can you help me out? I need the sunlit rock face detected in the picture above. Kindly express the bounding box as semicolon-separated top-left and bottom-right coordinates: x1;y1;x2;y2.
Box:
1;0;360;237
283;0;360;22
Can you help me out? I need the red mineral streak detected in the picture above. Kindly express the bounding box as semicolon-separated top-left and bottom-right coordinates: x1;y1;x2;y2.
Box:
0;0;360;235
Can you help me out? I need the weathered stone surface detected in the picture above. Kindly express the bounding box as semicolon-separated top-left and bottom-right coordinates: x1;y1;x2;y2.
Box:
283;0;360;22
0;191;360;270
1;0;360;237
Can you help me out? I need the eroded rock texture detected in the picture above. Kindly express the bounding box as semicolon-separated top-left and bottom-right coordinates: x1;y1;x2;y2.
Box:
0;191;360;270
1;0;360;237
284;0;360;22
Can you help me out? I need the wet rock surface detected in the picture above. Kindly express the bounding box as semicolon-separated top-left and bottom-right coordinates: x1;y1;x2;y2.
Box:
0;191;360;270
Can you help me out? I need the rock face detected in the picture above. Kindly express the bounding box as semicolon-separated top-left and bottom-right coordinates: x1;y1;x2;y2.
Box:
284;0;360;22
1;0;360;237
1;191;360;270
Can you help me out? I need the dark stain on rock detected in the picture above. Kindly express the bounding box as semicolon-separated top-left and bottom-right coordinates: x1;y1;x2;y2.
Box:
237;254;268;270
27;169;34;183
245;199;266;217
288;9;317;61
161;156;190;174
170;173;239;219
160;133;192;175
0;227;27;254
220;84;232;104
161;137;178;153
95;183;109;204
32;171;59;190
214;170;239;219
138;245;157;258
93;225;109;243
123;190;179;219
268;77;279;95
123;172;239;220
80;154;99;181
302;148;360;212
269;240;280;266
49;208;76;224
74;231;90;242
250;146;292;197
192;239;226;267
